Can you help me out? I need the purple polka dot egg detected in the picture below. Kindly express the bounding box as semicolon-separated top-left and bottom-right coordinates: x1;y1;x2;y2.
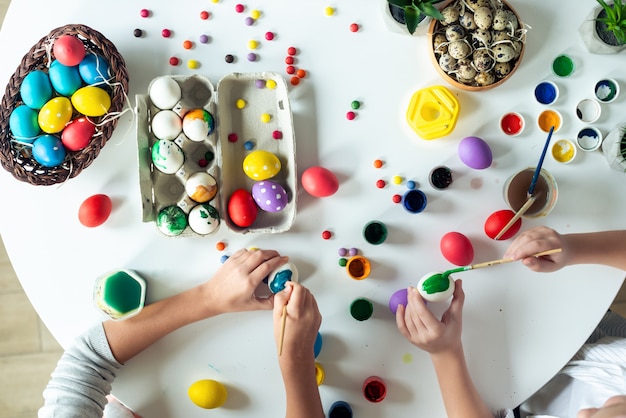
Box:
251;180;288;212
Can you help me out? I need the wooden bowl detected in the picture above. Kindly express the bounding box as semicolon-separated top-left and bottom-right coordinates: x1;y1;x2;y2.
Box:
427;0;525;91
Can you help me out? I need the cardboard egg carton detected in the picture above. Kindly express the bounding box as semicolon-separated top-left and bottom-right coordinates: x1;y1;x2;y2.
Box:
136;72;297;236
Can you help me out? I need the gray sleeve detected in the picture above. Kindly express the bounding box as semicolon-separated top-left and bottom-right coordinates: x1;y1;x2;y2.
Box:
38;322;122;418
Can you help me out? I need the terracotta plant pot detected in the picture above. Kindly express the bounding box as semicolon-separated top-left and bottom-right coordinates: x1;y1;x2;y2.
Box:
427;0;526;91
579;3;626;54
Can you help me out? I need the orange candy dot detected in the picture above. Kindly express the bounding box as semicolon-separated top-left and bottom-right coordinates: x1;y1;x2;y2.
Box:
296;68;306;78
183;40;193;49
373;159;383;168
216;241;226;251
290;76;300;85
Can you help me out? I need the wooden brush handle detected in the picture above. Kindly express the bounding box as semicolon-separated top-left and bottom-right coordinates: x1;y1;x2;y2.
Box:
470;248;562;270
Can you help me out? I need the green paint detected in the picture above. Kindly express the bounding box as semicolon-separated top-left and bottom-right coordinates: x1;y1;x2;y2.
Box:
350;298;373;321
198;204;219;224
402;353;413;364
421;273;450;294
102;271;142;314
552;55;574;77
156;205;187;236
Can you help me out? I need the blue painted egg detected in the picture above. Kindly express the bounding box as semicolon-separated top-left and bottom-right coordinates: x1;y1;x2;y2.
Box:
267;262;299;293
9;105;40;141
458;136;492;169
49;60;82;96
78;54;111;85
32;135;66;167
20;70;53;109
251;180;288;212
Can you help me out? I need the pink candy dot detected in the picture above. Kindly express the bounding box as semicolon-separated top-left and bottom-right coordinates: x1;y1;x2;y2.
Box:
228;133;238;142
265;31;274;41
346;111;356;120
162;29;171;38
235;4;244;12
169;57;180;66
198;159;208;167
350;23;359;32
272;130;283;139
140;9;150;18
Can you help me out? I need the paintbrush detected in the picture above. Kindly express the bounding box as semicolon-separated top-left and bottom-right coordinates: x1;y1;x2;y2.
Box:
278;304;287;356
527;125;555;198
494;195;537;240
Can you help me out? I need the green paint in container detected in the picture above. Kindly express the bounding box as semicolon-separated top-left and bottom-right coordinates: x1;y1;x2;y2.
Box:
94;270;146;320
552;54;574;77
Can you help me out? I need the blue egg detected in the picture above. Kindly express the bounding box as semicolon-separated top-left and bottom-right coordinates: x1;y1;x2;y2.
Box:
9;105;40;141
32;135;66;167
79;54;111;85
20;70;53;109
49;60;83;96
268;262;299;293
314;332;323;358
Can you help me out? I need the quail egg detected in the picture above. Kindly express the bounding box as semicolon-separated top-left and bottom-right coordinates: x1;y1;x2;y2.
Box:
473;49;494;72
439;54;458;73
448;40;472;59
441;6;461;25
459;12;478;30
445;25;465;41
474;6;493;30
494;61;512;78
475;71;496;86
493;44;515;62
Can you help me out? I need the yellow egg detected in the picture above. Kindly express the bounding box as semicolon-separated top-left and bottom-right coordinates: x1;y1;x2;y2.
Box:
71;86;111;117
38;97;73;133
188;379;227;409
243;150;281;180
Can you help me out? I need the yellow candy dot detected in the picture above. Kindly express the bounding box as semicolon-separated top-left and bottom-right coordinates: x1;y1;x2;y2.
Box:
248;246;259;251
260;113;271;123
211;0;219;2
392;175;403;185
325;6;335;16
187;59;200;69
248;40;258;50
266;79;277;89
250;9;261;19
236;99;246;109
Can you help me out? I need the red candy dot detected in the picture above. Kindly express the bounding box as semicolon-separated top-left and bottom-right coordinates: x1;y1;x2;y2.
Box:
198;158;208;167
228;133;238;142
272;130;283;139
161;29;171;38
290;76;300;86
235;4;244;12
322;230;332;240
346;111;356;120
392;194;402;203
296;69;307;78
200;10;210;20
350;23;359;32
376;179;386;189
169;57;180;66
373;159;383;168
140;9;150;18
183;40;193;49
285;56;294;65
287;46;297;55
286;65;296;74
265;32;275;41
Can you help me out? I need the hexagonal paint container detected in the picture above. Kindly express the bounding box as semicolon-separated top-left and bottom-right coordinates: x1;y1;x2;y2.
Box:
94;270;146;321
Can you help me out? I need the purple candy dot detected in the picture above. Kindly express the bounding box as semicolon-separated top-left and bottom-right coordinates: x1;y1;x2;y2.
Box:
255;79;266;88
247;52;257;62
245;16;255;26
348;247;358;256
199;34;209;44
338;248;348;257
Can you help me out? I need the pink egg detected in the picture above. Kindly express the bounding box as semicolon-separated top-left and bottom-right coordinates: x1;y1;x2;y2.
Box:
301;166;339;197
484;210;521;240
440;232;474;266
53;35;86;66
251;181;288;212
458;136;492;169
227;189;258;227
62;118;96;151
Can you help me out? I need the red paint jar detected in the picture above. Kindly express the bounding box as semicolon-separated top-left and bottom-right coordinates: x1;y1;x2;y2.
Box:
363;376;387;402
500;112;524;136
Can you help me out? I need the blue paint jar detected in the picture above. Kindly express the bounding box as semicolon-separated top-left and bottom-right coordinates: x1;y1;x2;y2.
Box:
534;81;559;105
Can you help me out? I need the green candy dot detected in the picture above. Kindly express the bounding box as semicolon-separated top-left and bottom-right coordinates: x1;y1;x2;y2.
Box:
351;100;360;109
338;258;347;267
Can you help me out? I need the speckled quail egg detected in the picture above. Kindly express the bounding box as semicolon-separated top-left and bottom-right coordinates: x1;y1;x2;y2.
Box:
472;28;492;48
493;44;516;62
474;6;493;30
511;40;523;58
492;30;511;43
494;62;512;78
433;33;449;55
475;71;496;86
439;54;458;73
457;61;477;80
456;75;475;85
445;25;465;42
493;9;510;31
447;40;472;59
441;6;461;25
465;0;490;11
473;49;494;72
459;12;477;30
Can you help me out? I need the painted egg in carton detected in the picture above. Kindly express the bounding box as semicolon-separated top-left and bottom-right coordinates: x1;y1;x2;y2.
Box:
136;73;296;236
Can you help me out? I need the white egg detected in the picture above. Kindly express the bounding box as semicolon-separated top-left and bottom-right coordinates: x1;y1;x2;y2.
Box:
149;76;182;110
151;139;184;174
188;203;220;235
417;271;454;302
151;110;182;141
185;172;218;203
267;262;299;294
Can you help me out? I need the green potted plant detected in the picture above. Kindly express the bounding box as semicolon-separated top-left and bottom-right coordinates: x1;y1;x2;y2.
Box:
602;124;626;172
384;0;445;35
579;0;626;54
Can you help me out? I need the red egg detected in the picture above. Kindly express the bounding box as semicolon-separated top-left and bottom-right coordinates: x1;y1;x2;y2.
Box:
227;189;258;227
78;194;112;227
62;118;96;151
53;35;86;66
484;209;522;240
301;166;339;197
440;232;474;266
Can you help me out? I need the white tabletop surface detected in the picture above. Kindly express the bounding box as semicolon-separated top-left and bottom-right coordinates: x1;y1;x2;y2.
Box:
1;0;625;416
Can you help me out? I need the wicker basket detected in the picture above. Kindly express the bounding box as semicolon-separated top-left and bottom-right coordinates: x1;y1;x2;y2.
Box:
0;24;129;185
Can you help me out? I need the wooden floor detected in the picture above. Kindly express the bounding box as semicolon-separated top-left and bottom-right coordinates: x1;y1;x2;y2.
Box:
1;0;626;416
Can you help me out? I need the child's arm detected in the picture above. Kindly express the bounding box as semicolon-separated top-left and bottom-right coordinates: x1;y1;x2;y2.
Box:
396;280;493;418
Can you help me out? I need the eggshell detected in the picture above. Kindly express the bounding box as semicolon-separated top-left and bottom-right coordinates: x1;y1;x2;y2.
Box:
71;86;111;117
301;166;339;197
78;54;110;85
243;150;281;180
182;109;215;142
267;261;299;293
417;272;454;302
251;180;288;212
38;97;73;134
188;379;227;409
185;172;218;203
389;288;409;315
32;135;66;167
151;110;182;141
440;232;474;266
20;70;53;109
188;203;220;235
9;105;40;141
78;194;112;227
49;60;82;96
458;136;493;169
484;209;522;240
156;205;188;236
149;76;182;110
62;117;96;151
53;35;86;66
151;139;185;174
227;189;258;227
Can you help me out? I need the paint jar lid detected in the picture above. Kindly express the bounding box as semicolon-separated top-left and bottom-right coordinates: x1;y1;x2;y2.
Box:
350;297;374;321
576;126;603;152
406;85;460;140
363;220;387;244
329;401;353;418
315;363;325;386
576;98;601;123
346;255;371;280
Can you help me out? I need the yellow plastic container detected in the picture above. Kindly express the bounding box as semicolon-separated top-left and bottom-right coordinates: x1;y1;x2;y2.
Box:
406;86;460;140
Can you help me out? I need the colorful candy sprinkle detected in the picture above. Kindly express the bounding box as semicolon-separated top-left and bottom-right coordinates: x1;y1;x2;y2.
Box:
260;113;271;123
216;241;226;251
351;100;361;109
228;133;238;142
133;29;143;38
322;230;332;240
266;79;277;89
236;99;246;109
247;52;257;61
250;9;261;19
183;40;193;49
286;65;296;74
392;175;403;185
199;34;210;44
290;76;300;86
287;46;297;55
235;4;244;13
200;10;210;20
392;194;402;203
272;130;283;139
244;17;255;26
161;29;172;38
187;59;200;69
296;69;307;78
346;111;356;120
169;57;180;66
338;258;347;267
140;9;150;18
376;179;386;189
350;23;360;32
265;31;275;40
373;159;383;168
325;6;335;16
225;54;234;63
248;40;259;49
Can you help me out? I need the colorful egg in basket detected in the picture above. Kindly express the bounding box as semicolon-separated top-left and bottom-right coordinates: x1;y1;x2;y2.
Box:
0;24;129;185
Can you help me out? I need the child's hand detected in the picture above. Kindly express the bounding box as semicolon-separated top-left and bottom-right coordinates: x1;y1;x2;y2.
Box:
204;248;289;315
396;280;464;354
503;226;569;272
